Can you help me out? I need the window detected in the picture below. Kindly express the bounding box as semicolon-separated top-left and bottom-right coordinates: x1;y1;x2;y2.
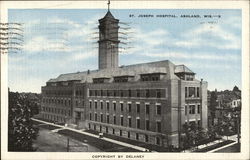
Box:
141;75;149;81
128;132;130;138
136;119;140;129
146;89;150;98
100;126;102;132
88;123;91;129
137;104;140;113
145;135;149;142
197;105;200;114
185;87;188;98
101;102;103;109
128;104;132;112
188;87;195;97
95;113;97;121
101;114;103;122
112;128;115;134
94;124;96;130
114;90;117;97
152;75;160;81
120;117;124;126
113;116;116;124
106;127;108;133
113;103;116;111
89;113;92;120
128;90;132;97
136;90;140;97
128;117;132;127
107;115;110;124
101;90;103;96
120;91;124;97
146;120;150;130
89;101;92;109
156;105;161;115
146;104;150;115
120;103;124;112
136;133;139;140
156;137;160;145
185;105;187;115
120;130;122;136
95;101;97;109
157;121;161;132
196;87;200;97
107;102;110;110
189;105;195;114
156;89;161;98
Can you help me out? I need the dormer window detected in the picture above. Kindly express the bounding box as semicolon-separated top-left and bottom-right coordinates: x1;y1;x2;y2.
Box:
93;77;110;83
186;74;194;81
175;65;195;81
140;73;166;81
113;75;134;83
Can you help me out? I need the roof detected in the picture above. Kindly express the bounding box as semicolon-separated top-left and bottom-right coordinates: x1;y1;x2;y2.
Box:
175;65;194;74
104;11;115;19
47;60;181;83
99;11;118;22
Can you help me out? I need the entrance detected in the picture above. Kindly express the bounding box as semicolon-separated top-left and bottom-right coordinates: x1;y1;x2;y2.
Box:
75;111;81;124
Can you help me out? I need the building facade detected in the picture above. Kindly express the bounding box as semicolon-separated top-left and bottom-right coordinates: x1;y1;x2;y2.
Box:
40;10;207;148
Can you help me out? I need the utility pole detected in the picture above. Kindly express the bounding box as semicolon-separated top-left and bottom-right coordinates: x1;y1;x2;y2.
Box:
67;137;70;152
237;115;240;144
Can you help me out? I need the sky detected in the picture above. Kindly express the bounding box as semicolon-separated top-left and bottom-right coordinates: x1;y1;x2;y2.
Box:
8;9;241;93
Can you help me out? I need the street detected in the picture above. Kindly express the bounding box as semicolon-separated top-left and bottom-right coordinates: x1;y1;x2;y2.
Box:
33;127;102;152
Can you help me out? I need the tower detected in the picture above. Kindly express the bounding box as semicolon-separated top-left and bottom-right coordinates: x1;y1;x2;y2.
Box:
98;7;120;70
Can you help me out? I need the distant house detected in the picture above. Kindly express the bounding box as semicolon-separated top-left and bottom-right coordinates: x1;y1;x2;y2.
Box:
210;89;241;125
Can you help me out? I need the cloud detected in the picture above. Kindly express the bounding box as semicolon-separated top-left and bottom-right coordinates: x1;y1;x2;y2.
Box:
222;16;241;30
142;51;240;61
9;77;46;93
71;50;98;61
23;19;41;28
21;15;101;53
48;17;81;28
22;36;71;52
175;23;241;50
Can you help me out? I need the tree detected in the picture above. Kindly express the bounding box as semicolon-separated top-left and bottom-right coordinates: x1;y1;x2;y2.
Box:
8;92;39;151
181;123;209;150
233;86;240;92
210;90;218;125
195;127;209;146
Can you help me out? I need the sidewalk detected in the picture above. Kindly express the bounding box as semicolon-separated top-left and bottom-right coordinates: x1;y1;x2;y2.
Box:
183;139;222;153
32;118;153;152
207;141;238;153
183;135;238;153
